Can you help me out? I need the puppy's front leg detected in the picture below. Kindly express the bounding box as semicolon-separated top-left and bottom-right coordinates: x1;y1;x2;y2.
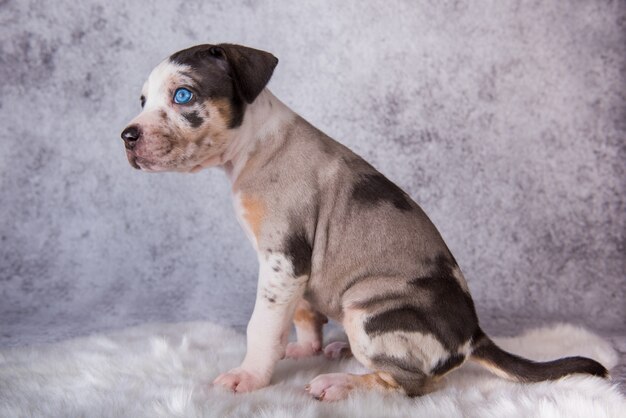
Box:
213;252;307;392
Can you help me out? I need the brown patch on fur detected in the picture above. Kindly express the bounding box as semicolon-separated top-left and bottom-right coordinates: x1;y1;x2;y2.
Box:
294;300;328;326
212;97;233;125
192;99;231;148
240;194;266;238
292;299;327;349
184;100;234;170
360;372;402;391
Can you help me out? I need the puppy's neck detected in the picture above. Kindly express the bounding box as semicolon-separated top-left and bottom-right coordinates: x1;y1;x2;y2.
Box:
222;89;296;185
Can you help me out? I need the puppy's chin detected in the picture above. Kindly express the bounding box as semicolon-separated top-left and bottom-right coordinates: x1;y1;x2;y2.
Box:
126;148;221;173
189;154;224;173
131;156;196;173
134;158;169;172
126;153;161;172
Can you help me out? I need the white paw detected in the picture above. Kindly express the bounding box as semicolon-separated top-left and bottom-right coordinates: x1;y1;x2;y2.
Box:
305;373;355;401
323;341;352;360
212;367;268;393
285;341;321;359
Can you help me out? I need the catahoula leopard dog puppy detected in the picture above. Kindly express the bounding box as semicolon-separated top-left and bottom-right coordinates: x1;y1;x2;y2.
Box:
120;43;608;401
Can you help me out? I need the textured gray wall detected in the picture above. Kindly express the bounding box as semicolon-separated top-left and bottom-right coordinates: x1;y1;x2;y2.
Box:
1;0;624;347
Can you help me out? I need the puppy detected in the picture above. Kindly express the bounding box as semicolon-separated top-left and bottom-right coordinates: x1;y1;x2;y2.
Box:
120;43;608;401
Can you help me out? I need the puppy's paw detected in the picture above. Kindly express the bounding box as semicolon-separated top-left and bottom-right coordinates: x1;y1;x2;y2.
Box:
285;341;322;359
323;341;352;360
305;373;355;401
213;367;268;393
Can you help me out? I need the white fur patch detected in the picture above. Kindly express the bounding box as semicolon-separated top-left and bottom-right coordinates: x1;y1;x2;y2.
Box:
130;60;187;131
143;60;188;111
368;331;449;372
237;251;306;377
0;323;622;417
257;252;306;305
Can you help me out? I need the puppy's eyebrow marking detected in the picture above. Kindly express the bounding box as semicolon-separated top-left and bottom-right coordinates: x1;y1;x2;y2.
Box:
179;70;197;81
177;71;203;92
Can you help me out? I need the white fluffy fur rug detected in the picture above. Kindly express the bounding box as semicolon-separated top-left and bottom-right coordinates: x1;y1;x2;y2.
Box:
0;322;623;417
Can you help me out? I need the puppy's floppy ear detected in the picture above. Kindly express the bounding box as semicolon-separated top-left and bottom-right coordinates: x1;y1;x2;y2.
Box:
209;43;278;104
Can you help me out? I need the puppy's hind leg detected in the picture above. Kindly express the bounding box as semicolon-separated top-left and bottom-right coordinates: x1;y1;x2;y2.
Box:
284;298;351;360
323;341;352;360
305;307;445;401
285;299;328;359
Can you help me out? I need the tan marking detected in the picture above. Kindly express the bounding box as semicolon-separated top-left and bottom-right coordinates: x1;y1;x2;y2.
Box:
294;307;317;324
212;97;233;125
293;299;327;347
294;301;327;326
360;372;401;391
471;357;520;381
240;194;265;238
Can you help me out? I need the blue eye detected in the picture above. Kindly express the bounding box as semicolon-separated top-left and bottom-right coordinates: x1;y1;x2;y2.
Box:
173;88;193;104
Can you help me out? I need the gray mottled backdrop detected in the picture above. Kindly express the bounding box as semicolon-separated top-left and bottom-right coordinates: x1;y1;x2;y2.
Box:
0;0;624;347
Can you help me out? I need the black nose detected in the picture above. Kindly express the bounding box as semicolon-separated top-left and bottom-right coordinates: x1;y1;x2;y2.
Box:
121;125;141;148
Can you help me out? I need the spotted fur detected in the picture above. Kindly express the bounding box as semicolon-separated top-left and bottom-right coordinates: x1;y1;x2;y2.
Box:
121;43;608;399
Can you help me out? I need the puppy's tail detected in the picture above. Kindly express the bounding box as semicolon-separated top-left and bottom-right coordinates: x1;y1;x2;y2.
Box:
469;329;608;382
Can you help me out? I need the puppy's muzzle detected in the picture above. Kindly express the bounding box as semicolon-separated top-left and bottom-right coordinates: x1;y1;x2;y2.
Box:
121;125;141;149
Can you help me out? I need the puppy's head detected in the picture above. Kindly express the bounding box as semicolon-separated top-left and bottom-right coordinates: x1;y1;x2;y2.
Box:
121;43;278;172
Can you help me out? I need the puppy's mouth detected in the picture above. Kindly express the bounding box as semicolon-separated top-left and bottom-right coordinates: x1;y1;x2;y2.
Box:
125;151;141;170
127;152;167;172
134;157;156;171
125;150;161;171
129;157;141;170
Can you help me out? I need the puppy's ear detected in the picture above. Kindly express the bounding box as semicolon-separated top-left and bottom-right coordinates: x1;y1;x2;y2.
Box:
209;44;278;104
